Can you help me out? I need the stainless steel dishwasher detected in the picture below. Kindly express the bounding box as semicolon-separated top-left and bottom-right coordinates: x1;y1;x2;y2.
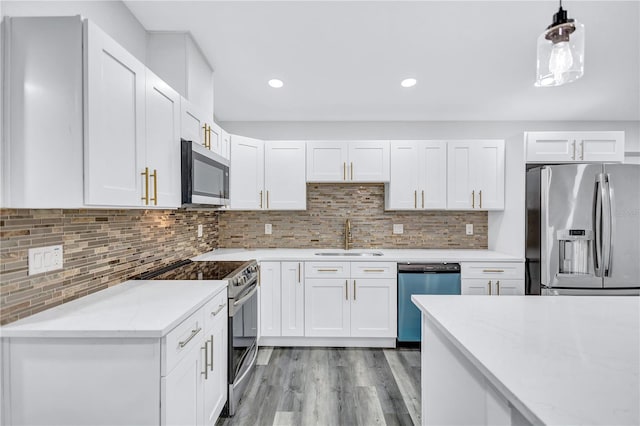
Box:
397;263;461;343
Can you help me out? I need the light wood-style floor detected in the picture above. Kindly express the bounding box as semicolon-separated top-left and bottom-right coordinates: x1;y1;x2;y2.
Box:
217;347;421;426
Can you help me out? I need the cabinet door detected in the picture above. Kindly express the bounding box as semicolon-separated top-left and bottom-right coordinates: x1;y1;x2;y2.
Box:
208;122;223;156
259;262;281;337
229;135;265;209
494;279;524;296
306;141;349;182
387;141;420;210
84;20;146;206
475;140;505;210
525;132;576;163
461;279;492;295
220;129;231;160
264;141;307;210
304;278;350;337
203;307;228;425
281;262;305;337
350;279;397;338
181;98;206;146
577;131;625;163
419;141;448;209
348;141;390;182
447;142;474;210
162;343;204;426
145;70;181;208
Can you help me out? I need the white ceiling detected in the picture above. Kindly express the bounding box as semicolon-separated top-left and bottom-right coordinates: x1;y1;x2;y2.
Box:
124;1;640;122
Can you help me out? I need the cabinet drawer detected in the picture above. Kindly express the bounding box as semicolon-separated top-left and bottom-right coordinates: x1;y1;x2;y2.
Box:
461;262;524;280
351;262;397;279
204;290;228;333
164;307;205;376
305;262;350;278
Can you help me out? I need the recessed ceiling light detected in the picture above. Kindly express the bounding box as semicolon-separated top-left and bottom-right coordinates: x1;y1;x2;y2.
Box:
268;79;284;88
401;78;417;88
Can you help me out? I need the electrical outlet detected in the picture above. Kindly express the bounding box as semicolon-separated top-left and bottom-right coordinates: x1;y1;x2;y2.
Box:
265;224;272;235
197;224;203;238
393;224;404;234
28;245;63;275
466;224;474;235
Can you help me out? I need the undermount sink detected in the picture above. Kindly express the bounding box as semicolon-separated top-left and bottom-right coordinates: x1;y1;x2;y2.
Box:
315;252;384;257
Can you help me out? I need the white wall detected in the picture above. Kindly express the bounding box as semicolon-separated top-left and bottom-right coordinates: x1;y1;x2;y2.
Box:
1;0;146;63
220;120;640;258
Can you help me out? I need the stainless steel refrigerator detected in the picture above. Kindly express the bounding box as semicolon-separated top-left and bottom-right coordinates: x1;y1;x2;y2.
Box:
526;164;640;295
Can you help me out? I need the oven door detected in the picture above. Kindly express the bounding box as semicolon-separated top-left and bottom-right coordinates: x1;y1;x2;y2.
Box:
181;139;230;206
227;281;258;415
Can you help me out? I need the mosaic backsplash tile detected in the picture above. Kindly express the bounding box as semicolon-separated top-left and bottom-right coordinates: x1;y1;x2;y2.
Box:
218;184;487;249
0;209;219;324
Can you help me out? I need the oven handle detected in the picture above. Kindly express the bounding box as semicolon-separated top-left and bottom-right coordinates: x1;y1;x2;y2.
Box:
234;343;258;387
233;284;258;308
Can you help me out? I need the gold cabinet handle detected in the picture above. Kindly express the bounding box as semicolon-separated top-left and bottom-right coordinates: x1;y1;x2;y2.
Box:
179;327;202;348
350;162;354;180
209;335;214;372
141;167;149;205
363;269;385;272
472;190;475;208
571;140;576;160
496;280;501;296
580;142;584;160
150;169;158;205
422;190;425;208
298;263;301;283
488;280;492;295
343;162;346;180
211;304;225;316
259;190;263;208
482;269;505;273
414;190;417;208
353;280;356;300
202;124;209;149
345;280;348;300
201;341;208;379
267;190;270;209
479;190;482;209
318;268;338;272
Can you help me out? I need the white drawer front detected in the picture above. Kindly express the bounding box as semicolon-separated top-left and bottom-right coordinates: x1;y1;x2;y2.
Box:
163;307;205;376
461;262;524;280
204;290;228;333
350;262;397;279
305;262;350;278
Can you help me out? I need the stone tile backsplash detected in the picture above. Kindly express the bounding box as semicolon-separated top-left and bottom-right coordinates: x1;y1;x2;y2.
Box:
218;184;487;249
0;209;218;325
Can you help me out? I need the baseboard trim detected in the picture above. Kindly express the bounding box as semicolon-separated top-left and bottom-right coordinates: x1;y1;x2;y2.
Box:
258;336;397;348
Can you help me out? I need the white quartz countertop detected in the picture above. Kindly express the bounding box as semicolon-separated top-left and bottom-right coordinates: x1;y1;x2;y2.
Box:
192;248;523;262
411;295;640;426
0;280;227;338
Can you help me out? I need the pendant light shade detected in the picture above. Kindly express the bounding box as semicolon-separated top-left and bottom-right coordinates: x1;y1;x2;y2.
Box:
535;2;585;87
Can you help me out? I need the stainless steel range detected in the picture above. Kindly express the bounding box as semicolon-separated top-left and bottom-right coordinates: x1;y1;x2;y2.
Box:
137;259;259;416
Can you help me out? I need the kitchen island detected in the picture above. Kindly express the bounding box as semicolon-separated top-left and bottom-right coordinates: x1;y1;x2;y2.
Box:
411;295;640;425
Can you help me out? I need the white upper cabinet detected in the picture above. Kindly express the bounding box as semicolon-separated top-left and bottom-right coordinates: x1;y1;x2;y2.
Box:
264;141;307;210
306;141;390;182
526;131;624;163
230;139;306;210
181;98;207;146
2;16;85;208
386;141;447;210
145;70;181;208
230;135;265;210
84;20;147;207
220;130;231;160
447;140;505;211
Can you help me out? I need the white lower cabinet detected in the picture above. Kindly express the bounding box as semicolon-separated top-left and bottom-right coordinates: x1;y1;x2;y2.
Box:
461;262;525;296
305;278;351;337
259;262;304;337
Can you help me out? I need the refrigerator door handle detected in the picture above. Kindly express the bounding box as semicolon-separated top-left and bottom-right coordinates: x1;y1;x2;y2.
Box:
602;174;613;277
593;175;604;277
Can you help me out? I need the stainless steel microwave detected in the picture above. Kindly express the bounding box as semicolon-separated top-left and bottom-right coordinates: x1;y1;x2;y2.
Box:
181;139;230;207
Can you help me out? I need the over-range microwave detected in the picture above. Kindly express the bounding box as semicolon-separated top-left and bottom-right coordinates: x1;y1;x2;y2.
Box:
181;139;230;207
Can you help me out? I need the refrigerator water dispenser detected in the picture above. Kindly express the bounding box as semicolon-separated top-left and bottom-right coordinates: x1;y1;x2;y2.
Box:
557;230;593;275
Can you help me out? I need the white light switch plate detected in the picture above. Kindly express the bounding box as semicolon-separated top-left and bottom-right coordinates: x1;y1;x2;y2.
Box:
197;224;203;238
28;245;63;275
466;224;474;235
393;224;404;234
265;224;272;235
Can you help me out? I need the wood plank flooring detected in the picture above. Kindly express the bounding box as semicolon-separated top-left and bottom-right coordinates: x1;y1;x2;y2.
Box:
217;347;421;426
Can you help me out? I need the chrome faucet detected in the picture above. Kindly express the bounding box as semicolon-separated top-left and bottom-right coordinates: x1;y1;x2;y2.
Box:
345;218;352;250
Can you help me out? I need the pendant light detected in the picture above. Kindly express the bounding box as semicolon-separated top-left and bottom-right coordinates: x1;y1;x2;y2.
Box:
535;0;585;87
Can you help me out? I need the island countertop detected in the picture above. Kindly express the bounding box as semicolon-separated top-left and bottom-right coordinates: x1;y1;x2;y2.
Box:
411;295;640;425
